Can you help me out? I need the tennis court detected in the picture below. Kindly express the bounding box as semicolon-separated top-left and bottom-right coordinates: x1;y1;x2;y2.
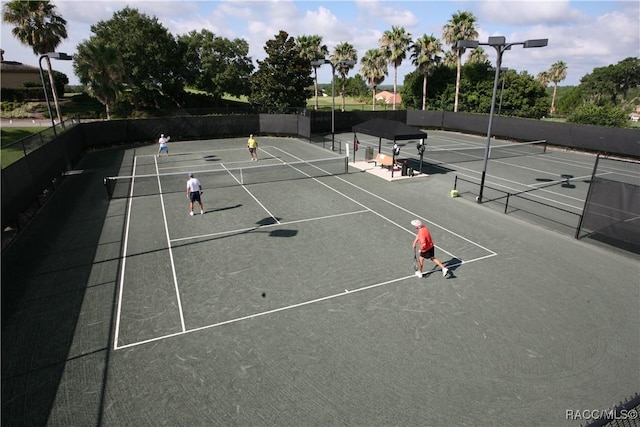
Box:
2;133;638;426
110;137;493;349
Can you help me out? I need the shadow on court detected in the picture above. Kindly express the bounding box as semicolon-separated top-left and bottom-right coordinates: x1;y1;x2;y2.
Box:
1;148;125;426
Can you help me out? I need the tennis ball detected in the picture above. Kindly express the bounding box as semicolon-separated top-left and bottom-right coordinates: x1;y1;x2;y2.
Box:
450;189;459;198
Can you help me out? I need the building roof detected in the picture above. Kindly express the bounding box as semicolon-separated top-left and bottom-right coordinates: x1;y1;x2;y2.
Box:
1;60;40;73
375;90;402;104
352;118;426;141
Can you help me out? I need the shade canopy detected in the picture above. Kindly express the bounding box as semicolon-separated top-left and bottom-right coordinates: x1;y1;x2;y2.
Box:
352;119;427;141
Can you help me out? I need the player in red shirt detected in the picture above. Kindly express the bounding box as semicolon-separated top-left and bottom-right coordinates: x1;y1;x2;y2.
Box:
411;219;450;278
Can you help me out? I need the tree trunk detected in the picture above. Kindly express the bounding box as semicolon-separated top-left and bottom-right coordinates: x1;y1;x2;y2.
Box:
422;74;427;110
372;85;376;111
393;65;397;111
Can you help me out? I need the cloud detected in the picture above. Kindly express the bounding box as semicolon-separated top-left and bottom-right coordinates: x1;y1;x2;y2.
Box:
478;0;584;25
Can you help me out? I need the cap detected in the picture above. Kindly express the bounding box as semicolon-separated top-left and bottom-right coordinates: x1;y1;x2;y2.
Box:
411;219;422;227
188;173;194;177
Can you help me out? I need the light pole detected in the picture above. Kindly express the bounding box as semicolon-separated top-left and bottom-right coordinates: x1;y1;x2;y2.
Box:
458;37;547;203
38;52;73;134
311;59;357;151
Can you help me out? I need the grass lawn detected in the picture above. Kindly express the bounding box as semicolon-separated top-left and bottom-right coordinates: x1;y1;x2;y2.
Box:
1;127;46;168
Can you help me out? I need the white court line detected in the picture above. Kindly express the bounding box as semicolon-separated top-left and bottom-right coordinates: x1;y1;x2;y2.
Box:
114;253;494;351
220;161;280;224
155;155;186;332
113;156;139;348
170;210;370;243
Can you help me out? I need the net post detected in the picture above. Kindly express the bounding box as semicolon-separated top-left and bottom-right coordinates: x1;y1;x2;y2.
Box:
575;153;601;239
504;193;509;214
103;177;113;199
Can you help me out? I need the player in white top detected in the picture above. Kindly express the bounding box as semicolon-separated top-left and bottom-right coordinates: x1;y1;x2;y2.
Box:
186;173;204;215
157;134;170;156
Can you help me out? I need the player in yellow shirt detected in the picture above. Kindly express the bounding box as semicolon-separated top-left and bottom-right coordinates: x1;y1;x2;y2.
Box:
247;134;258;161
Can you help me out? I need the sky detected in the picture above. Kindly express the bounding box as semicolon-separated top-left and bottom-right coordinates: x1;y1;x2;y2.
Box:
1;0;638;87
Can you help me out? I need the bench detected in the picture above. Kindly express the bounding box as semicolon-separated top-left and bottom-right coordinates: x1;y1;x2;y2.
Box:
369;153;399;170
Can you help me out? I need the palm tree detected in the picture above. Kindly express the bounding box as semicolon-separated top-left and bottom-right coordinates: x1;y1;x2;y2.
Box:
442;10;478;112
466;47;488;64
74;40;125;119
536;71;550;86
379;25;412;110
549;60;568;114
331;42;357;111
3;0;68;122
443;51;457;68
360;48;387;111
410;34;443;110
295;35;328;110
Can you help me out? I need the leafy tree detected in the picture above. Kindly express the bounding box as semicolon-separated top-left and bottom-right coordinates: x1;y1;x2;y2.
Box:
89;7;184;110
554;86;584;115
360;48;387;110
248;30;313;113
295;35;328;110
497;71;549;118
402;62;548;118
178;30;253;101
442;10;478;112
379;25;411;110
615;57;640;102
567;104;627;127
332;42;358;111
3;0;68;119
580;57;640;106
548;60;567;114
342;74;369;98
74;39;125;119
410;34;443;110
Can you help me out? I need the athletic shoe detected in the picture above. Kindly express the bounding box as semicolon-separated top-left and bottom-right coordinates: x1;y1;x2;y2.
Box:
200;210;204;215
415;271;423;277
442;267;449;277
190;211;194;216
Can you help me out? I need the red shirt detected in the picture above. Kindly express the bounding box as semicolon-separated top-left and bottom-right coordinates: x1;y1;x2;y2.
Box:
417;226;434;252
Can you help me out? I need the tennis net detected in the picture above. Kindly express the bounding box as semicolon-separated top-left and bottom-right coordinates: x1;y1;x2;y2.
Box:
104;156;349;199
424;140;547;164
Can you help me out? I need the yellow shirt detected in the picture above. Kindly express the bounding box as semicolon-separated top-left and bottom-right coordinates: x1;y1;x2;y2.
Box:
248;137;258;149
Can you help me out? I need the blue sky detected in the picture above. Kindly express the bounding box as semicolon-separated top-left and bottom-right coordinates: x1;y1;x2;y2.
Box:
2;0;638;87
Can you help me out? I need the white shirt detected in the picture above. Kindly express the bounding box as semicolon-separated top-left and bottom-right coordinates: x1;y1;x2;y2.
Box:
159;136;168;148
187;177;201;193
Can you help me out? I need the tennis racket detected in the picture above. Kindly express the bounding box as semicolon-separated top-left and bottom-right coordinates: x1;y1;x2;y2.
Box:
413;246;419;272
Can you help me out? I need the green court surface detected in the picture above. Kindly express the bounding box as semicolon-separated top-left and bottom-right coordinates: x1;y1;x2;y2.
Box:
2;134;638;426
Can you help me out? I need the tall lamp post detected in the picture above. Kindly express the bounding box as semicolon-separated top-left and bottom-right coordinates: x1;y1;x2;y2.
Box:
311;59;357;151
38;52;73;135
457;37;547;203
